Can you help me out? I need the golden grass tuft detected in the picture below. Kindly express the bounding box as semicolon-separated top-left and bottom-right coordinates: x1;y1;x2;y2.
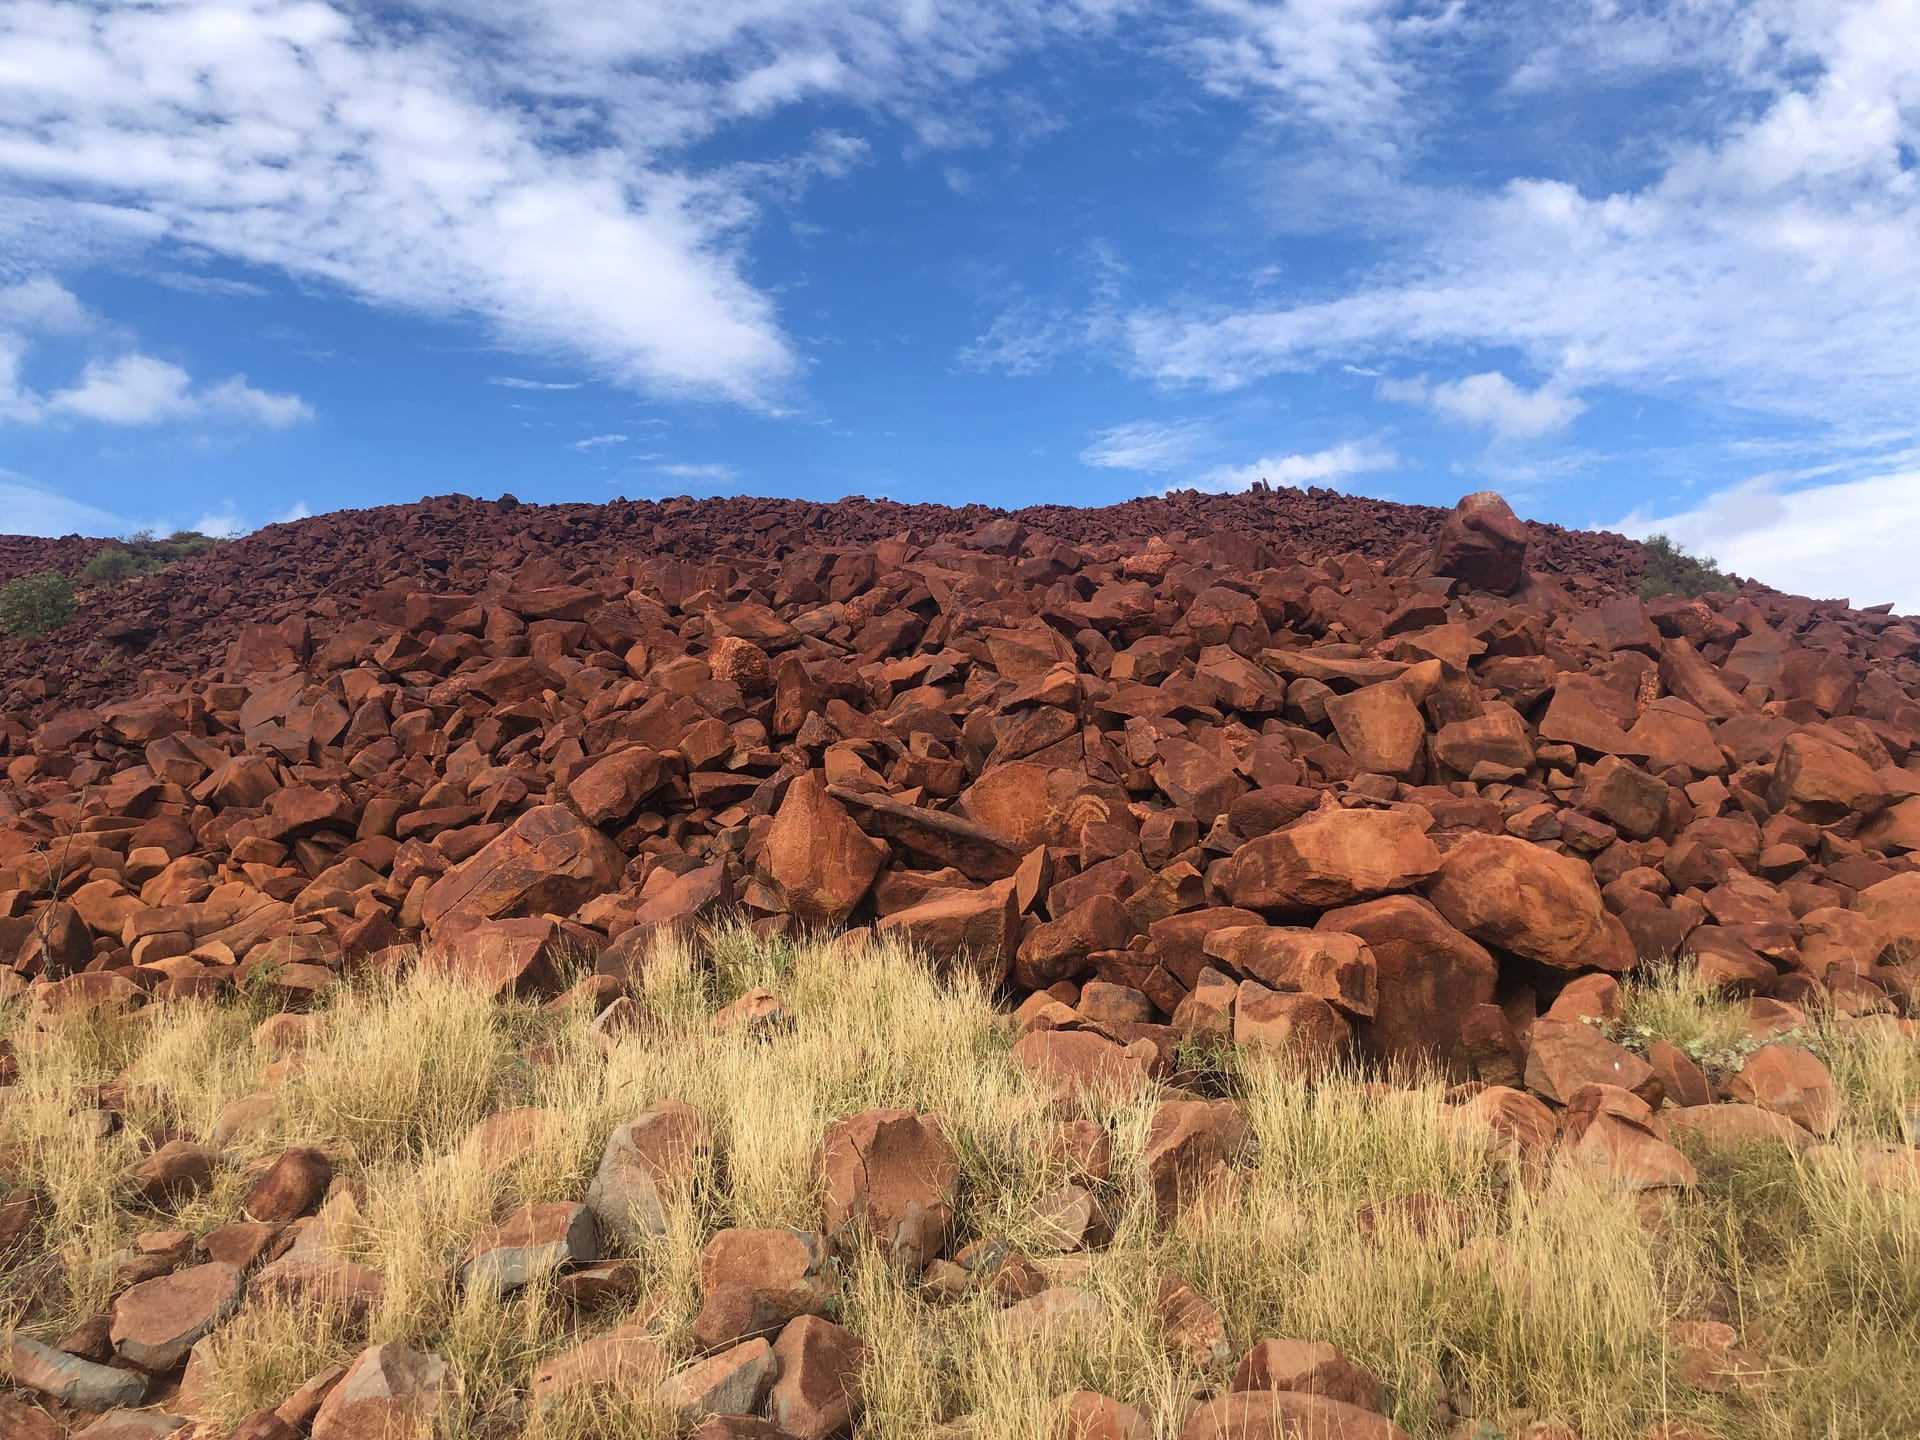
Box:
2;930;1916;1439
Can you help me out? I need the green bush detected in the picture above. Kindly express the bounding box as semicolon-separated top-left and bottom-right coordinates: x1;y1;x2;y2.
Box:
1637;533;1737;600
79;546;144;586
77;530;225;589
0;570;77;640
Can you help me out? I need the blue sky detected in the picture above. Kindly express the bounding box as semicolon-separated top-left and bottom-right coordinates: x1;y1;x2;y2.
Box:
2;1;1918;610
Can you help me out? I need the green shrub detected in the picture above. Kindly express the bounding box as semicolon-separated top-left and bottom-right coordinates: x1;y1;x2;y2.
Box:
0;570;77;640
1637;533;1737;599
79;546;143;586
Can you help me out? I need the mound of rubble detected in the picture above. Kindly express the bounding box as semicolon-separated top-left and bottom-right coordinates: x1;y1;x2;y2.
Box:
3;486;1918;1080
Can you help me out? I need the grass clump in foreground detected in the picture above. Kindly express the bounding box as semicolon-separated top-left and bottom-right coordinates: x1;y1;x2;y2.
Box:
0;929;1915;1439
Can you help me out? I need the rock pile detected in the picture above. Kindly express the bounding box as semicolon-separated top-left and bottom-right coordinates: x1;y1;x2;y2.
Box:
1;487;1917;1077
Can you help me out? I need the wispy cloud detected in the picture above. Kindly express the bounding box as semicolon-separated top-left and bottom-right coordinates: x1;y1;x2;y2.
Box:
1186;440;1398;494
1080;418;1210;472
651;461;742;483
491;376;584;391
571;433;629;451
147;271;270;299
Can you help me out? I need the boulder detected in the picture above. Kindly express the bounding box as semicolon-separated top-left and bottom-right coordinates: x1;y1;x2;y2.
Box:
460;1202;599;1297
111;1261;243;1372
1216;809;1441;914
311;1345;458;1440
585;1099;712;1247
761;773;888;929
1429;491;1529;594
820;1108;959;1272
419;805;622;932
1427;834;1634;972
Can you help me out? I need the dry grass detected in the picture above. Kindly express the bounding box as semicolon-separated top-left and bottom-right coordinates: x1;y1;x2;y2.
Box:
1;932;1916;1439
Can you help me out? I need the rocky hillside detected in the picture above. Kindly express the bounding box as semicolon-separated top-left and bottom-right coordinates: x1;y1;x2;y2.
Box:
1;486;1917;1077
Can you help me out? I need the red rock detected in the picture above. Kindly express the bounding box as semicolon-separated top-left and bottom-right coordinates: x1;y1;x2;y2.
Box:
1231;1338;1385;1411
586;1099;712;1246
875;880;1020;988
769;1315;865;1440
528;1322;665;1406
569;747;666;827
1430;491;1529;594
460;1202;598;1297
126;1141;218;1207
419;805;622;933
1523;1019;1660;1106
1216;808;1441;913
1583;756;1669;840
1141;1099;1249;1222
1233;982;1352;1066
1204;926;1377;1018
1055;1391;1153;1440
1766;733;1891;824
1180;1390;1410;1440
110;1262;241;1372
1725;1044;1838;1137
1012;1028;1159;1102
820;1109;958;1272
1316;897;1496;1073
693;1228;836;1348
761;773;888;930
1325;681;1427;778
1432;705;1534;777
311;1344;458;1440
1427;834;1634;972
1560;1084;1696;1189
1155;1272;1232;1367
658;1338;778;1426
242;1147;332;1224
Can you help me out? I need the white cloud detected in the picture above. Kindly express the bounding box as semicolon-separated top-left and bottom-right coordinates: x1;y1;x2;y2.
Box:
1615;469;1920;616
1080;418;1210;472
652;461;742;483
1380;370;1586;439
0;277;88;333
1186;0;1423;146
1186;439;1397;494
572;433;629;451
491;376;583;391
0;0;1142;410
148;271;269;298
43;354;311;427
1123;0;1920;435
0;473;124;535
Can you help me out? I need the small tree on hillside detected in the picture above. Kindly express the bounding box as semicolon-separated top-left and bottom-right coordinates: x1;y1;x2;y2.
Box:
1638;534;1737;600
0;570;77;640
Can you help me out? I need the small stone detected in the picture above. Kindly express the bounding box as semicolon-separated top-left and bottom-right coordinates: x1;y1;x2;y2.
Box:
657;1339;777;1427
460;1203;599;1297
311;1344;458;1440
243;1147;333;1223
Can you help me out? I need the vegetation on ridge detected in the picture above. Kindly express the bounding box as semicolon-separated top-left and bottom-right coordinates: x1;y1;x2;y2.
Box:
1637;534;1738;601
